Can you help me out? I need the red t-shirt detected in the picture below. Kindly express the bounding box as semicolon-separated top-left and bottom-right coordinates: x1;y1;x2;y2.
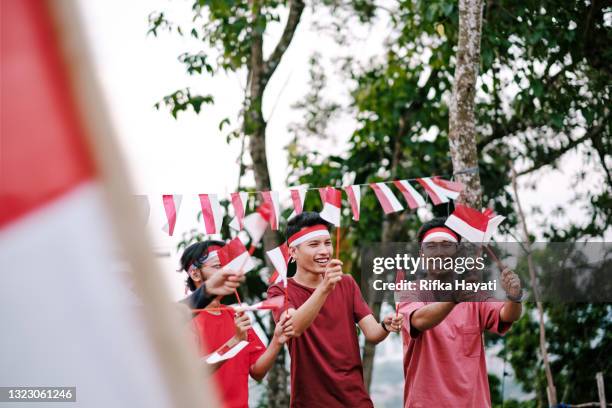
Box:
398;301;512;408
192;309;266;408
268;275;374;408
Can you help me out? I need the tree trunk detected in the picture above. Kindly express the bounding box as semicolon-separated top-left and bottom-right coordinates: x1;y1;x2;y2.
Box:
245;1;304;406
448;0;485;208
362;118;406;390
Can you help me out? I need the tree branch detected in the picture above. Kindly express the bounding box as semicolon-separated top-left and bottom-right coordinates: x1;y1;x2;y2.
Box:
517;112;610;177
262;0;305;85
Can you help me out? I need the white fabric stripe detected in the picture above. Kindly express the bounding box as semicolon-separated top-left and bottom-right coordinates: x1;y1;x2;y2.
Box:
267;248;288;278
205;341;249;364
243;212;268;244
0;183;174;408
422;231;458;243
222;252;255;273
424;178;459;202
269;191;281;229
289;230;331;247
378;183;404;211
319;203;340;226
445;215;485;242
484;215;505;242
398;180;426;207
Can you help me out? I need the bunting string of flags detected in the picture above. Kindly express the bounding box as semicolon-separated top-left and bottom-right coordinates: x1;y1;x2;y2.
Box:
138;171;479;238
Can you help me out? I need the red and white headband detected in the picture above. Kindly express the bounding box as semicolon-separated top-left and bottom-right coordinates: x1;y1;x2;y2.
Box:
287;225;330;247
422;227;459;244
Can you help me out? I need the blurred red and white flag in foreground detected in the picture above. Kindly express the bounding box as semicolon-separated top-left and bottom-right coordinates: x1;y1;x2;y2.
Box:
0;1;216;407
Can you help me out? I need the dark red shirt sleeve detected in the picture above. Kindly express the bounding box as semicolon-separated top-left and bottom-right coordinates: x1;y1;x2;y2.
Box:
267;283;294;323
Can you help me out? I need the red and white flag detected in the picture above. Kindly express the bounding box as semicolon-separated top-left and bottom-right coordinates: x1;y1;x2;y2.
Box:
239;203;271;245
205;340;250;364
445;205;505;243
370;183;404;214
1;2;213;406
482;208;505;243
266;243;290;286
229;192;249;230
416;177;463;205
199;193;223;235
319;187;342;226
162;194;182;236
238;296;285;312
318;187;328;205
343;185;361;221
217;237;255;273
261;191;280;230
289;187;307;218
394;180;426;209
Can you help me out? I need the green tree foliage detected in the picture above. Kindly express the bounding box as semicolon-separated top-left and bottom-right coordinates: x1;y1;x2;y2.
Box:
288;0;611;402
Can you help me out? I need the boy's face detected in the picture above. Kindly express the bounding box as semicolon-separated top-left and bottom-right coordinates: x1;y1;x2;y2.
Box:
290;235;333;274
420;236;458;277
189;257;222;285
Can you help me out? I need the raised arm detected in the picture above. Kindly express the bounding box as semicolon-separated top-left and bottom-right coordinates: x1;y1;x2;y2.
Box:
410;302;456;332
285;260;343;336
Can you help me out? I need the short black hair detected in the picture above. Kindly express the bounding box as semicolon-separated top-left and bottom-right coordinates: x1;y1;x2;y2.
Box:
179;240;225;291
286;211;332;241
416;217;461;244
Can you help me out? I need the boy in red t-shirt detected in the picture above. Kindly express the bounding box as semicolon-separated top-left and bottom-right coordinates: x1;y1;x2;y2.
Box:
180;240;288;408
268;212;403;407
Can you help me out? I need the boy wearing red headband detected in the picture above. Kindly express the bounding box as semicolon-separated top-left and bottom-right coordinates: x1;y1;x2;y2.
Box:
398;217;522;408
180;241;288;408
268;212;403;407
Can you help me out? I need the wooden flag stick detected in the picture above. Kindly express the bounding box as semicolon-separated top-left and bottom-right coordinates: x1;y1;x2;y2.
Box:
336;226;341;259
484;244;505;271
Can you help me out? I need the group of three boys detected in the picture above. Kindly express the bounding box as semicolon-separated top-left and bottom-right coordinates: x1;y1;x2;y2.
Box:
179;211;523;408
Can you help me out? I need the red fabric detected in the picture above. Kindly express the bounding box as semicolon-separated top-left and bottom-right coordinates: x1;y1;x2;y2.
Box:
290;189;304;215
268;275;374;408
398;301;512;408
1;0;96;228
192;309;265;408
162;195;178;236
217;238;248;267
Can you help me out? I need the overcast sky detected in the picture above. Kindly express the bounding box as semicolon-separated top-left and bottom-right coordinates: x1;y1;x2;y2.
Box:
77;0;605;301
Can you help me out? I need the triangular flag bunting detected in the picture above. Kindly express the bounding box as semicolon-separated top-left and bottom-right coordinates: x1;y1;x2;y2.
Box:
199;193;223;234
416;177;463;205
343;185;361;221
319;187;341;226
162;194;182;236
393;180;426;209
229;192;249;230
261;191;280;230
289;187;307;219
370;183;403;214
